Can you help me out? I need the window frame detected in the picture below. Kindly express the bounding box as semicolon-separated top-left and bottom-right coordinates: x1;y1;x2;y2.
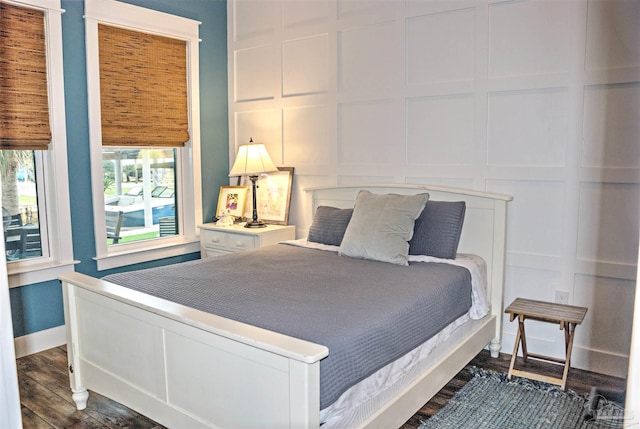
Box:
5;0;76;288
84;0;202;271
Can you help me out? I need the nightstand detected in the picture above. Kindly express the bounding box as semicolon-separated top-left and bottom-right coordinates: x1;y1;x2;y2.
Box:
198;223;295;258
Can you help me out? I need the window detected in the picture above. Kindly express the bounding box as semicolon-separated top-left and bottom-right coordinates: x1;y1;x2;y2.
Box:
84;0;202;270
1;0;75;287
2;151;45;261
103;148;178;244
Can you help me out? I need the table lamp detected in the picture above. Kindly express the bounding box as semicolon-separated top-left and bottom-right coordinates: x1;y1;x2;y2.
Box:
229;139;278;228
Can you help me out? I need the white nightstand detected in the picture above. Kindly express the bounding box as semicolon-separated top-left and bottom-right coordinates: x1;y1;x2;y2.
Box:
198;223;295;258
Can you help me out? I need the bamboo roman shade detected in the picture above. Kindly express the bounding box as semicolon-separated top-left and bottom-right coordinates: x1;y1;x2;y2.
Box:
98;24;189;147
0;2;51;150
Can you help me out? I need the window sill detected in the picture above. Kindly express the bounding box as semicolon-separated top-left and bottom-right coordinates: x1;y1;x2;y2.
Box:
8;259;80;288
94;237;200;271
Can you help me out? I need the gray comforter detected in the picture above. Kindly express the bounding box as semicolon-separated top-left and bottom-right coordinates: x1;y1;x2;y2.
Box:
103;243;472;409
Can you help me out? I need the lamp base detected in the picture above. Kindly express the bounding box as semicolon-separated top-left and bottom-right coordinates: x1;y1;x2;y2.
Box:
245;175;267;228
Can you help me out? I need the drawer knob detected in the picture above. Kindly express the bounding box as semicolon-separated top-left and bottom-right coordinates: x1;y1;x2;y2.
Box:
211;237;219;243
236;241;245;247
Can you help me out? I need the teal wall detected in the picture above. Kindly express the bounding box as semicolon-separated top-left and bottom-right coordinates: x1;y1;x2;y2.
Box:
10;0;228;337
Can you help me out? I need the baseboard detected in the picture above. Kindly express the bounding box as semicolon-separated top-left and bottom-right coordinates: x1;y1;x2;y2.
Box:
501;331;628;379
571;346;629;379
14;325;66;358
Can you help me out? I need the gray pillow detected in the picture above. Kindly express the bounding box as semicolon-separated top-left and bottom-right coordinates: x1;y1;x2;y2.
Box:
409;200;466;259
307;206;353;246
339;190;429;266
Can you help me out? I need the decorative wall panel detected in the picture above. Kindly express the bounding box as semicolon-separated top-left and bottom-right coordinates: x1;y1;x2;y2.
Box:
503;266;560;308
282;35;329;96
405;177;473;189
233;0;274;41
406;94;474;166
337;0;395;19
487;88;568;166
282;0;329;30
339;100;399;165
406;8;475;85
235;110;281;162
338;22;395;91
582;83;640;168
234;46;275;102
574;274;636;359
585;0;640;71
495;180;564;258
488;0;571;77
338;175;395;185
577;183;640;266
283;105;329;166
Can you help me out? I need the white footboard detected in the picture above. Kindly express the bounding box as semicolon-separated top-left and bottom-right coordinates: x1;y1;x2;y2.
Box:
60;272;328;429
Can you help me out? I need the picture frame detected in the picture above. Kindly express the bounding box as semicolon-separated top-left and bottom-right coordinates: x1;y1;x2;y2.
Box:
216;186;248;218
239;167;294;225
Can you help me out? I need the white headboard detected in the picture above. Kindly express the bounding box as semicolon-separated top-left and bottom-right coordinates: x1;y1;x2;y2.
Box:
304;184;513;353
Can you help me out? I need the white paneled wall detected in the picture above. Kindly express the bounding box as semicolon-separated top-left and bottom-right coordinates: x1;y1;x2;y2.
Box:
228;0;640;377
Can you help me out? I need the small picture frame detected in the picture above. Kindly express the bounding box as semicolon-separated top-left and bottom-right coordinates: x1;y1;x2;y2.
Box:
239;167;294;225
216;186;248;218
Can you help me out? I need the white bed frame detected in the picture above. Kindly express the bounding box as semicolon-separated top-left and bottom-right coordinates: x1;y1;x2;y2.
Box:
60;184;511;429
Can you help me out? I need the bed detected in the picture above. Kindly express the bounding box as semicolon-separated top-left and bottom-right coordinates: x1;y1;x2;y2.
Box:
59;184;512;428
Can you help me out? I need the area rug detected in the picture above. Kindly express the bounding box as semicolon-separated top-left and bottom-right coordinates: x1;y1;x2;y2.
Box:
419;368;624;429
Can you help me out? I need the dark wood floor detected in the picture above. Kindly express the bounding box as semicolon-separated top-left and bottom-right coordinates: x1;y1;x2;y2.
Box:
16;345;625;429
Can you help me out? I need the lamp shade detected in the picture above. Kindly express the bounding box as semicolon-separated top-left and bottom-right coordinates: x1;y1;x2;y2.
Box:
229;143;278;176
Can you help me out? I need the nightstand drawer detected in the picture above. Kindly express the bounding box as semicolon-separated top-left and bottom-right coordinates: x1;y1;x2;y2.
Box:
200;229;230;249
202;247;232;258
227;234;257;251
